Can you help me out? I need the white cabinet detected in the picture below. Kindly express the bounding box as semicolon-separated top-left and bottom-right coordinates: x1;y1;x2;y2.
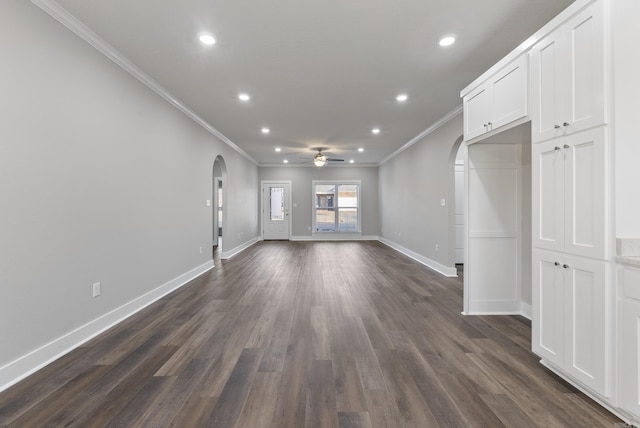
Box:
532;249;610;397
463;55;528;141
532;127;608;260
622;266;640;421
530;1;606;142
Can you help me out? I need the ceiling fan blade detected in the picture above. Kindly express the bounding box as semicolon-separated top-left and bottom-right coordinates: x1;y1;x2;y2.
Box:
326;158;344;162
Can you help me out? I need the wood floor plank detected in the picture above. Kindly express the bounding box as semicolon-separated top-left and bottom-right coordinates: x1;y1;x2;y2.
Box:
0;241;624;428
305;360;339;428
205;347;263;428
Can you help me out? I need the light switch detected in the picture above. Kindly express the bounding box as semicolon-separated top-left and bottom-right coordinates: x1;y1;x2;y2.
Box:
206;200;211;207
440;198;446;206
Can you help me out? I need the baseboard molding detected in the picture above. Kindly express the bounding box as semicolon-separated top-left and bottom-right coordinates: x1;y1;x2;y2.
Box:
378;238;458;277
220;237;260;260
520;302;532;320
290;235;379;242
0;260;214;393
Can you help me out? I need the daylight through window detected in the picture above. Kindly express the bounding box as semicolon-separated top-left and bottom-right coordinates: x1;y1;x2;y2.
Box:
313;181;360;233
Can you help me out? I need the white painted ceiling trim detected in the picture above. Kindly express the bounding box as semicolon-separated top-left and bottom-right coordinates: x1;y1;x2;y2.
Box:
30;0;258;165
378;105;463;166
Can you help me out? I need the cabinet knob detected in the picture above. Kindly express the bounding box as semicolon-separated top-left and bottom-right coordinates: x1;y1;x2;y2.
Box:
563;144;570;149
554;262;560;266
487;122;492;126
563;264;570;269
563;122;570;127
554;124;561;129
554;146;561;151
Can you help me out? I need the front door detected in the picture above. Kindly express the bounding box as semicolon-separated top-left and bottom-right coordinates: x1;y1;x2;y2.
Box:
262;182;291;240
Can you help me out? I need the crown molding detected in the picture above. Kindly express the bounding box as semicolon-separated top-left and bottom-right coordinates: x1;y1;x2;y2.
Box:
378;105;463;166
30;0;258;166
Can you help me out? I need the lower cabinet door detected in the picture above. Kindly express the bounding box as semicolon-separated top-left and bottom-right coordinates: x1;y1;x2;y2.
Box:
623;299;640;419
563;256;608;397
532;250;564;367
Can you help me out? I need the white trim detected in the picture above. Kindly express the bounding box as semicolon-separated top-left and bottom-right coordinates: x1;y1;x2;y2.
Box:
220;237;260;260
30;0;257;166
291;235;379;242
378;238;458;277
379;106;463;165
0;260;214;393
520;302;532;320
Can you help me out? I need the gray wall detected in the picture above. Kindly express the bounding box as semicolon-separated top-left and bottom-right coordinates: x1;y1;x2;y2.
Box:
259;166;379;238
378;114;464;270
0;1;258;372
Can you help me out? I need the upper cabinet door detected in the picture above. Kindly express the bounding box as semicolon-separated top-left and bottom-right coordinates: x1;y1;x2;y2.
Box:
565;0;606;134
464;85;491;141
463;56;528;142
491;55;528;131
530;31;564;142
530;1;606;143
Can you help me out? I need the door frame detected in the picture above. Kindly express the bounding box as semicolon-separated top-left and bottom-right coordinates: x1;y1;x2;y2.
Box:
261;180;292;240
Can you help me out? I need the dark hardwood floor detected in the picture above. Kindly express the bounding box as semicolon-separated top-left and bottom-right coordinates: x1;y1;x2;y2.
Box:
0;241;623;427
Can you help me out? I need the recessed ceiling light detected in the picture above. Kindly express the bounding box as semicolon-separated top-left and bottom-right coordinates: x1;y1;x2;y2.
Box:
396;94;408;102
238;93;250;101
439;36;456;47
261;128;270;134
358;148;364;152
372;128;381;134
283;159;289;164
349;160;355;164
275;147;282;152
199;33;216;45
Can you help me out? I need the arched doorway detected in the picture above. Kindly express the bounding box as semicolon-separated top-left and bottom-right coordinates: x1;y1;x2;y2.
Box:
448;135;465;275
213;156;227;255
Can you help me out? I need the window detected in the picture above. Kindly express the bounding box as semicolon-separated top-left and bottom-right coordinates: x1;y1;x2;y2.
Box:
313;181;360;233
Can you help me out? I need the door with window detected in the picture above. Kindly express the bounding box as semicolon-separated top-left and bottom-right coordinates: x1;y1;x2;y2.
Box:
262;182;291;240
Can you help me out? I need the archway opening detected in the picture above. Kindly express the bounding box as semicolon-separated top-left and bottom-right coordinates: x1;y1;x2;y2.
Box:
213;156;227;256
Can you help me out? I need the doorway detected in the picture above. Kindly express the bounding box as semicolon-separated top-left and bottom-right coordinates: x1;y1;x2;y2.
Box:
261;181;291;240
213;156;227;254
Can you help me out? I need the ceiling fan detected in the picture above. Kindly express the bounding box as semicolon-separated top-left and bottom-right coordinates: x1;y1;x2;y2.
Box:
313;148;343;167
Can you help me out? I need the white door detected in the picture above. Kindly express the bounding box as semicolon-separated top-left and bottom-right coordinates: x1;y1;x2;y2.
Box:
490;55;528;131
262;182;291;240
463;84;490;140
563;255;607;396
532;249;564;367
564;0;605;134
563;128;607;260
532;140;565;253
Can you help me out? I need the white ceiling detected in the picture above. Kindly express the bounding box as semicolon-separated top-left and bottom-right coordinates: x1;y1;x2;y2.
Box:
50;0;574;166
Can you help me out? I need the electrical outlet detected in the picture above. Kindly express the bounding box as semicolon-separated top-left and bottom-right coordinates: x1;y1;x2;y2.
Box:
440;198;446;206
435;244;439;252
92;282;101;298
199;246;203;254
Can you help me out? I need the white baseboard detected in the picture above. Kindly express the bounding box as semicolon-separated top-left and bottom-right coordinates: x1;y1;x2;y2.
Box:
0;260;214;393
520;302;532;320
220;237;260;259
290;235;379;241
378;238;458;277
